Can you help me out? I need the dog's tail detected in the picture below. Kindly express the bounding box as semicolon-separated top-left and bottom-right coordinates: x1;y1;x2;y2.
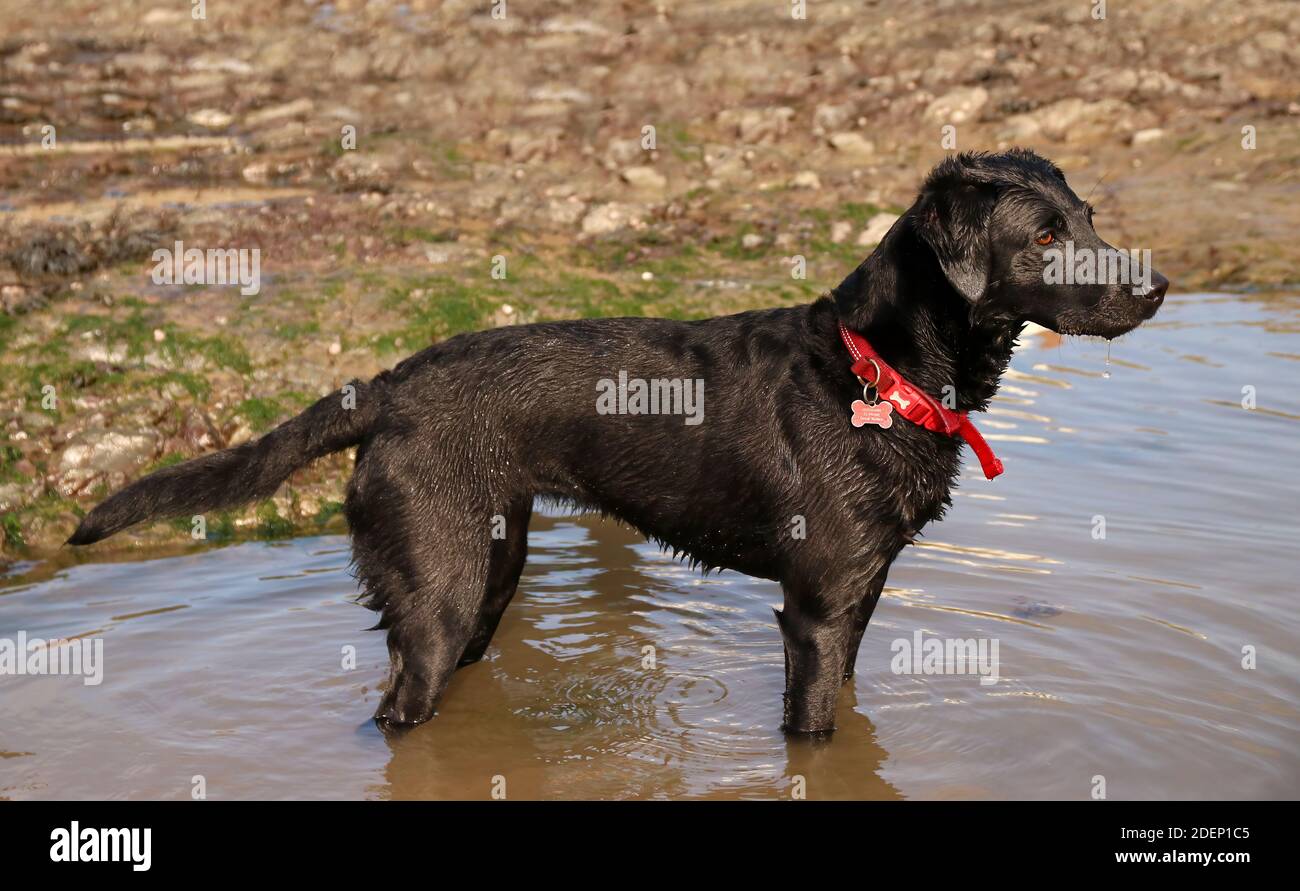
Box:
67;378;380;546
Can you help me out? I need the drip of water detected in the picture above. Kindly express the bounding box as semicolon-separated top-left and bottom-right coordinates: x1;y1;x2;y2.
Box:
1103;340;1112;379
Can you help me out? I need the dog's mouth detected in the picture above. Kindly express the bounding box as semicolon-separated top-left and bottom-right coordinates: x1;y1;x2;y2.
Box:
1045;274;1169;340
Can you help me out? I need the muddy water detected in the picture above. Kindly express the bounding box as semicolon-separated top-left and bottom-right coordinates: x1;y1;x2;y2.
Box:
2;293;1298;800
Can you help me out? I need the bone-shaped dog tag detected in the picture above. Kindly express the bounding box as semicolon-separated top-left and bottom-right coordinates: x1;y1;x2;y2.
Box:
850;399;894;429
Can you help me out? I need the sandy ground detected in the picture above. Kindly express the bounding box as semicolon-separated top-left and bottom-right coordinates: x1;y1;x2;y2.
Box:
2;0;1298;555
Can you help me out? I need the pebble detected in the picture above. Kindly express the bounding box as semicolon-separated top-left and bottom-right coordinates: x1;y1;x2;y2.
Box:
581;202;643;236
244;98;315;128
1132;127;1165;146
857;213;900;247
924;86;989;124
621;166;667;192
790;171;822;190
827;132;875;158
187;108;233;129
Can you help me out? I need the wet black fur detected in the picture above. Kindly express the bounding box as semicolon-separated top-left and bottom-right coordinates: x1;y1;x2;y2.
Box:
69;150;1167;734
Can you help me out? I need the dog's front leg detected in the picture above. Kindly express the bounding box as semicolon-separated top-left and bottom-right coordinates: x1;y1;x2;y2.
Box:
841;565;891;682
774;585;861;735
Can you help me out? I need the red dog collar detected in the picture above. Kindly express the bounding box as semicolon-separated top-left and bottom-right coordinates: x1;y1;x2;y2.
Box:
838;322;1004;480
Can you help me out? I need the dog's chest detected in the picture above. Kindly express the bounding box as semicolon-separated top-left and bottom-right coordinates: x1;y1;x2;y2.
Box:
846;424;964;531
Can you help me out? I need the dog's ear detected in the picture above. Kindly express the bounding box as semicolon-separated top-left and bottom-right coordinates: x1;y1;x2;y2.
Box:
911;175;999;303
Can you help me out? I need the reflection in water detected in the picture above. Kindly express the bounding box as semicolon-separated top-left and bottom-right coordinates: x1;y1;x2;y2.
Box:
1;293;1298;799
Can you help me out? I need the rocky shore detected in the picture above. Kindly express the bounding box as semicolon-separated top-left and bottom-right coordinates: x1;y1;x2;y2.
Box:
2;0;1298;557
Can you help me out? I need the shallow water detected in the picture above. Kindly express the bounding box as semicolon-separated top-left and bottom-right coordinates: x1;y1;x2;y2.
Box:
2;292;1298;800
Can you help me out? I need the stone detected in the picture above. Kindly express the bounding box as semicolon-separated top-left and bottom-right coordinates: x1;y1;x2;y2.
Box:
187;108;233;129
332;48;371;81
790;171;822;190
857;213;900;246
242;161;272;184
718;106;795;144
545;197;587;225
527;85;593;105
827;132;875;158
603;138;643;167
999;98;1143;142
924;86;989;124
244;98;315;129
581;202;643;236
180;408;221;452
58;430;158;474
621;166;667;192
329;153;393;190
55;429;159;496
0;482;25;512
813;102;855;133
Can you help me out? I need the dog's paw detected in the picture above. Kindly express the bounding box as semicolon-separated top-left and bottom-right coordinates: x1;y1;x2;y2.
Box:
373;683;439;731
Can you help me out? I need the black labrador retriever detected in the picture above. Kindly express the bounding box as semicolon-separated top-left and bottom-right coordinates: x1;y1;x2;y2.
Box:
69;149;1168;734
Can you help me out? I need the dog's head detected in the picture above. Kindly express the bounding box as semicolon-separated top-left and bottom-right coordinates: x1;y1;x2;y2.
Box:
852;149;1167;339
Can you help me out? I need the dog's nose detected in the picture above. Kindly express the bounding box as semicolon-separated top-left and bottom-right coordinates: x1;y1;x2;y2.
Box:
1143;271;1169;305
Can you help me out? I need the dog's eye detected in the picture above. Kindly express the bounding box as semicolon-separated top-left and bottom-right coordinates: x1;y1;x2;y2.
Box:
1035;231;1055;246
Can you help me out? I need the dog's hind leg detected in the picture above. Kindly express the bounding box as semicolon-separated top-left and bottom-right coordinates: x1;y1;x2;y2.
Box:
349;455;497;727
367;537;491;727
458;498;531;666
